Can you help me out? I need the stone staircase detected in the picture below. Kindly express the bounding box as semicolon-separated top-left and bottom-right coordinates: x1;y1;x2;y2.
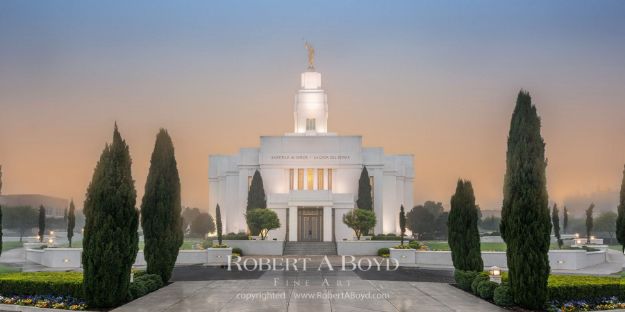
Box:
283;242;337;255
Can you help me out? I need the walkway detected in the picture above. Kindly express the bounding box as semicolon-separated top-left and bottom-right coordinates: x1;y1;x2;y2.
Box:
114;268;503;312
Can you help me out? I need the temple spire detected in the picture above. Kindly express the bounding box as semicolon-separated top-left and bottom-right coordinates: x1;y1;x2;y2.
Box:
305;42;315;70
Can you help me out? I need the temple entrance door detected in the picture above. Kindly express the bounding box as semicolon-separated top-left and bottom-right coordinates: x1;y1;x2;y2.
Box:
298;207;323;242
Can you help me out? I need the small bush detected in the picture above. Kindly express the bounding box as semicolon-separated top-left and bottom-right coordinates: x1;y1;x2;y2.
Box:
0;272;83;298
471;272;489;294
493;285;514;306
408;240;421;249
377;248;390;257
127;274;163;302
371;234;401;241
454;270;479;291
477;280;498;300
232;247;243;256
223;232;249;240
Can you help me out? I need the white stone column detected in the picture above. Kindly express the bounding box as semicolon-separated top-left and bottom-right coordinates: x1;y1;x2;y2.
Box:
323;206;332;242
289;206;298;241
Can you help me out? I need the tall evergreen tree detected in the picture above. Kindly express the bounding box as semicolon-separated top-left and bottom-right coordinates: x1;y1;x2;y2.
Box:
500;90;551;310
216;204;223;246
563;206;569;234
356;166;373;210
552;204;562;248
247;170;266;211
585;203;594;244
67;200;75;248
82;124;139;308
38;205;45;243
399;205;406;246
141;129;183;283
448;179;483;271
617;165;625;252
246;170;266;235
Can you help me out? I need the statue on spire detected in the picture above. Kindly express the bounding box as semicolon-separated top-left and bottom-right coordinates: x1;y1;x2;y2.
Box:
305;42;315;70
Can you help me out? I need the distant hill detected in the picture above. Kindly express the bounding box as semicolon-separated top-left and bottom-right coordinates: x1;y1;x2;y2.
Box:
0;194;68;218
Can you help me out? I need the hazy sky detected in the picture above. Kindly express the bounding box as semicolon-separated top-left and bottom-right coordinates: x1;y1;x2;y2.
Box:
1;1;624;213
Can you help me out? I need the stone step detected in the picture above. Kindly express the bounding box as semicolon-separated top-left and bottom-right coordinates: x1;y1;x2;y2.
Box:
283;242;337;255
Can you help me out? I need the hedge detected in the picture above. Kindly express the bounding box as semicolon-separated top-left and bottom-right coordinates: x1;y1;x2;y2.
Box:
546;275;623;302
0;272;83;298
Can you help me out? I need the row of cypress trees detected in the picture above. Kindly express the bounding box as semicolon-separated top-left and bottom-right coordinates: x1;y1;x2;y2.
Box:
82;125;183;308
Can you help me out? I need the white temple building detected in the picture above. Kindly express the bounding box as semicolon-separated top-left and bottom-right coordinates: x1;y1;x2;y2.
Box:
208;49;414;242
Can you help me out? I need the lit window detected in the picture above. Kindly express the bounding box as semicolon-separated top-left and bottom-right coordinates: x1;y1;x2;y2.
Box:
297;169;304;190
328;169;333;191
307;168;314;190
289;169;294;190
306;118;316;131
317;168;324;190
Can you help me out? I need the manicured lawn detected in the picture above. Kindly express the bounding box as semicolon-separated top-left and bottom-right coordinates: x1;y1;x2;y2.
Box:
608;244;622;251
1;241;23;251
0;264;20;273
423;241;507;251
61;239;203;250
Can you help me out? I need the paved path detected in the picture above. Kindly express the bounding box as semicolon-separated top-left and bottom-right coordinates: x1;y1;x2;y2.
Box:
114;269;503;312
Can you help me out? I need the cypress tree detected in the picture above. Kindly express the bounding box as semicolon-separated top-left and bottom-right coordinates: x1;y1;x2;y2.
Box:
552;204;562;248
399;205;406;246
247;170;266;211
500;90;551;310
617;165;625;252
141;129;183;283
448;179;483;271
67;200;75;248
246;170;266;235
563;206;569;234
357;166;373;210
585;203;594;244
216;204;223;246
38;205;45;243
82;124;139;308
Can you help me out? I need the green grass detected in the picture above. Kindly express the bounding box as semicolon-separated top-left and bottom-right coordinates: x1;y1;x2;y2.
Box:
60;239;203;250
1;241;23;251
0;264;20;274
608;244;622;251
423;241;507;251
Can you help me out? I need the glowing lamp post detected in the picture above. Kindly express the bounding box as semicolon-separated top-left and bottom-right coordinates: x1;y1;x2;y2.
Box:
489;266;502;284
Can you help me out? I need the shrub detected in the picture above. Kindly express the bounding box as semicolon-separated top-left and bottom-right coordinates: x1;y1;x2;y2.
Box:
477;280;499;300
393;244;412;249
371;234;401;241
471;272;489;294
408;240;421;249
547;275;622;302
493;285;514;307
343;209;376;240
245;209;280;240
377;248;390;257
0;272;83;298
224;232;249;240
454;270;479;291
126;274;163;302
232;247;243;256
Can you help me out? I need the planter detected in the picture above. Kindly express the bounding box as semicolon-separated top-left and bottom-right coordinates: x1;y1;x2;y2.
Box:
353;236;372;241
389;248;416;264
206;247;232;265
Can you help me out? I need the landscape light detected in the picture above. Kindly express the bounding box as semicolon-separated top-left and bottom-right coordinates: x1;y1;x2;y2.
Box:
489;266;502;284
